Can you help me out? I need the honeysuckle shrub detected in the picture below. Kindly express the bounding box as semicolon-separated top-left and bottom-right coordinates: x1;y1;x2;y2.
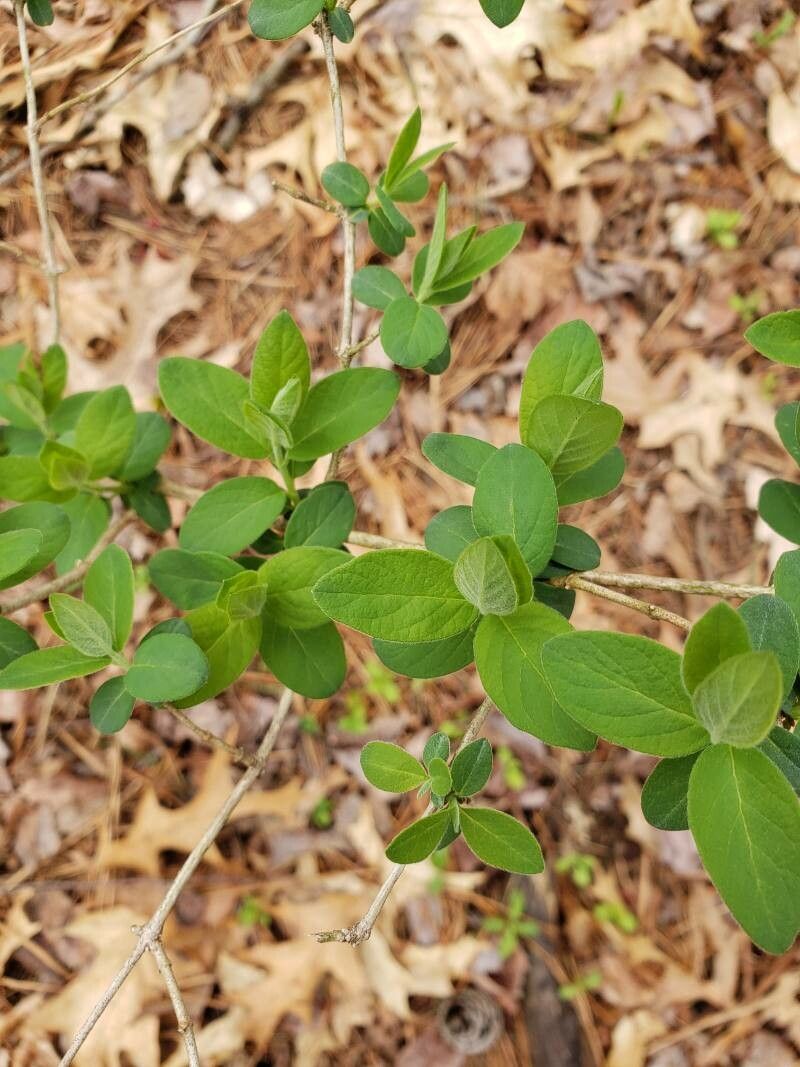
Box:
5;0;800;955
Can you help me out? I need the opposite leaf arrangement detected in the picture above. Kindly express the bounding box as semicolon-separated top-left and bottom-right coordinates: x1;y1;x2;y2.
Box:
7;0;800;962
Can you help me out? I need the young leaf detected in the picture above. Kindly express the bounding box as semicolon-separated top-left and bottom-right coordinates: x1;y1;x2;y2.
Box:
424;505;479;563
259;616;345;699
0;645;110;689
39;441;89;491
475;603;596;751
149;549;242;610
453;536;530;617
555;447;625;507
423;733;450;768
180;478;286;556
74;386;136;478
478;0;525;27
739;594;800;699
542;632;709;757
450;739;492;797
688;744;800;953
250;310;311;411
385;108;422;191
217;570;266;621
368;208;406;256
352;266;407;310
288;368;400;460
472;444;558;576
745;309;800;366
90;676;135;735
284;481;355;548
321;161;370;207
641;754;699;831
417;184;449;302
329;5;355;42
759;479;800;543
681;602;751;695
159;358;268;459
361;741;428;792
49;593;115;658
422;433;496;487
776;402;800;466
380;297;449;369
248;0;324;40
436;223;524;288
759;726;800;792
692;651;782;747
519;321;604;438
428;756;452;797
373;626;476;679
459;807;544;874
0;529;41;582
313;549;478;642
0;454;70;503
116;413;171;482
125;634;209;704
385;808;453;863
84;544;135;652
260;546;348;629
0;617;37;669
374;186;415;238
524;396;623;478
176;604;261;707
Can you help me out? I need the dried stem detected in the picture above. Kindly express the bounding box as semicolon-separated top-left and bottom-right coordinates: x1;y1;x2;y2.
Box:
0;238;52;272
57;687;295;1066
270;177;340;214
563;576;692;632
577;570;770;600
315;695;495;945
14;0;61;346
346;530;425;551
165;706;258;769
0;510;136;614
147;938;201;1067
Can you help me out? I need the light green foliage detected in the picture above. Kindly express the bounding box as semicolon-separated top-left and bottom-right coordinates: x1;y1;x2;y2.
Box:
692;652;782;747
482;889;540;959
361;741;428;792
459;807;543;874
681;602;751;695
746;309;800;366
422;434;496;486
453;535;531;617
180;478;286;556
738;594;800;699
125;634;209;704
284;482;355;548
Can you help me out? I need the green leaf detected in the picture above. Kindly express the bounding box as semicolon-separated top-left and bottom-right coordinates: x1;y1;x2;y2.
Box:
313;549;478;642
216;570;266;620
0;502;69;588
380;297;449;370
288;368;400;460
417;184;449;302
126;634;209;703
40;344;67;411
776;402;800;466
542;631;709;756
180;477;286;556
775;550;800;630
27;0;54;26
475;603;596;750
260;546;348;630
459;807;544;874
548;524;601;573
693;651;782;747
739;594;800;700
49;594;115;658
75;386;136;478
329;6;354;42
519;321;604;438
176;605;261;707
126;480;170;534
284;482;355;548
385;808;453;863
424;505;479;563
0;454;70;503
0;529;41;581
248;0;324;39
450;739;492;797
149;549;243;610
641;754;698;831
159;358;268;459
422;433;496;486
682;602;751;695
368;208;406;256
436;223;524;288
361;741;428;792
374;186;415;238
453;535;530;617
422;343;451;376
84;545;135;652
759;479;800;543
352;266;406;310
39;441;89;491
259;616;345;698
745;309;800;366
479;0;525;27
524;396;623;478
0;645;110;689
532;581;575;620
321;161;370;208
555;447;625;507
428;756;452;796
688;744;800;953
0;617;37;669
54;494;109;575
759;726;800;792
373;627;476;679
423;733;450;768
385;108;422;191
115;413;171;482
90;676;135;735
472;444;558;576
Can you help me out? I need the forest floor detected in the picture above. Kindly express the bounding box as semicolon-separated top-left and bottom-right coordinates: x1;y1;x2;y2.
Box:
2;1;800;1064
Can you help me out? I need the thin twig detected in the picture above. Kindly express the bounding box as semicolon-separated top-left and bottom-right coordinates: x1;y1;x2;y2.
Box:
270;177;341;215
576;570;770;600
0;238;52;272
315;695;495;945
165;705;258;769
563;576;692;632
0;510;136;614
57;687;295;1066
14;0;61;346
37;0;244;129
146;938;201;1067
346;531;424;551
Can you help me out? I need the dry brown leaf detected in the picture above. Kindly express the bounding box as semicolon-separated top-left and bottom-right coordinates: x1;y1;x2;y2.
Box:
768;86;800;176
0;891;40;972
606;1009;666;1067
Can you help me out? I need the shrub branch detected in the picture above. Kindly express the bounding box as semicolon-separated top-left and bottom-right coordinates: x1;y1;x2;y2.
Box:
146;938;201;1067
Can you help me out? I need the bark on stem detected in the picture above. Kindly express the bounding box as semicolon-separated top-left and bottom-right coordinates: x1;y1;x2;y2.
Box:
147;938;201;1067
